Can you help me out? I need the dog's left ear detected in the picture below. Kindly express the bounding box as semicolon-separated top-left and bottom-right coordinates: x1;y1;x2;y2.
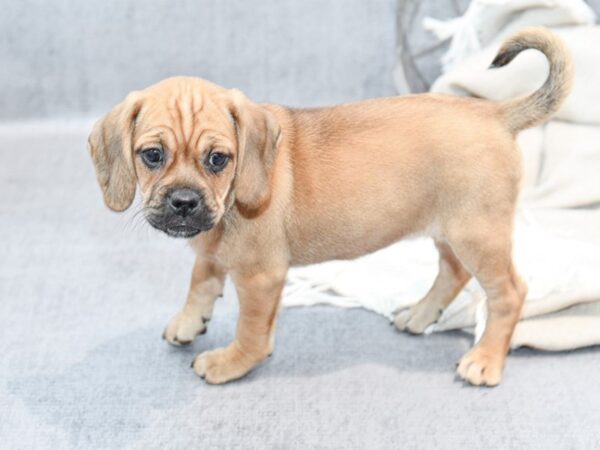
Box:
88;92;143;212
228;89;281;212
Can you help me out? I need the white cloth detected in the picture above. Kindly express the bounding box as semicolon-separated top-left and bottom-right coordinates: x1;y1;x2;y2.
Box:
282;0;600;351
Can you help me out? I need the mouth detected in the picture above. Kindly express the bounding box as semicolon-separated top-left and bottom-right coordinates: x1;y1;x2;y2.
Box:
146;213;215;239
164;225;203;238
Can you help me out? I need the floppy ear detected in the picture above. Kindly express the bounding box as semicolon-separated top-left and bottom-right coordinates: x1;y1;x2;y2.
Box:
88;92;143;212
228;89;281;211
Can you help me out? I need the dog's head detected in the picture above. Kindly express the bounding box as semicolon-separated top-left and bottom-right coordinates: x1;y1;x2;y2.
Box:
88;77;280;238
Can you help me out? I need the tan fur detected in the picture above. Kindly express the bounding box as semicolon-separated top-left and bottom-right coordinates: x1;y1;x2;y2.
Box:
89;27;571;386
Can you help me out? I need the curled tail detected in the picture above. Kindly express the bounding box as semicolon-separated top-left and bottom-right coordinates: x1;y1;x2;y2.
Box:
490;27;573;133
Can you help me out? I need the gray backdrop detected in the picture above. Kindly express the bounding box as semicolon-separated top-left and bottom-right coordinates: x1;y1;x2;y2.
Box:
3;0;600;120
1;0;398;119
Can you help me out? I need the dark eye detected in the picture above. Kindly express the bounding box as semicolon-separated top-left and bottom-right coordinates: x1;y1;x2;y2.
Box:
140;147;164;169
206;152;230;173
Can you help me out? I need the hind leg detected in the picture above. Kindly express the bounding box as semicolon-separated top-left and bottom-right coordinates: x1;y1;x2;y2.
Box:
394;241;472;334
449;221;527;386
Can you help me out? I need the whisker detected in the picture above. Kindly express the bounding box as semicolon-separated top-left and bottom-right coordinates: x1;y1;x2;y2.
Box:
123;202;161;235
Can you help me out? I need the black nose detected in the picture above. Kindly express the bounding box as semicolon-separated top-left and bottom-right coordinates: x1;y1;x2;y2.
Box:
167;188;201;217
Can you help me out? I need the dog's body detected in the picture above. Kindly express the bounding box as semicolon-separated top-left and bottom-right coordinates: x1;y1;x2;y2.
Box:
271;95;515;264
89;28;572;386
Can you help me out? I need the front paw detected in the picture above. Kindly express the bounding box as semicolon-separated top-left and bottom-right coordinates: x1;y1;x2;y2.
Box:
163;311;210;346
191;342;263;384
456;345;505;387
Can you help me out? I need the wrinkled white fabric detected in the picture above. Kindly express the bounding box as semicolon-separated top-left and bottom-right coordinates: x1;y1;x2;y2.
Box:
282;0;600;351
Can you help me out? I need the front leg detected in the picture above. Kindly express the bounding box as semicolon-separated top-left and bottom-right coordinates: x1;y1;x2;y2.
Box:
163;257;225;346
192;267;287;384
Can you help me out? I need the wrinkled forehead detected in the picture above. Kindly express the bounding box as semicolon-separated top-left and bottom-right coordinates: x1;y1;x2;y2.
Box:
133;78;236;151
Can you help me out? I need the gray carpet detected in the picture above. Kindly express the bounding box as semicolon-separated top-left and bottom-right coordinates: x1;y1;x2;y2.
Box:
1;124;599;449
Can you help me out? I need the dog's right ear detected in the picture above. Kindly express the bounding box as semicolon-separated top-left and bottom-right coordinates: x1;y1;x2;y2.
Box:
88;92;143;212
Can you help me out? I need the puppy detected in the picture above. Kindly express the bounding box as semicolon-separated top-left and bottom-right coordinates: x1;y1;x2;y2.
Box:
88;27;572;386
